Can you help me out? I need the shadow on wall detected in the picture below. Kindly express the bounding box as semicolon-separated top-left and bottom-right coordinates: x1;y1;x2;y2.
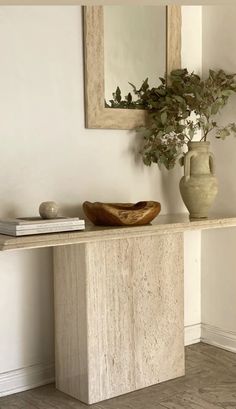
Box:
0;248;54;376
208;92;236;216
0;205;22;219
211;136;236;216
19;249;54;371
59;204;84;219
160;166;186;214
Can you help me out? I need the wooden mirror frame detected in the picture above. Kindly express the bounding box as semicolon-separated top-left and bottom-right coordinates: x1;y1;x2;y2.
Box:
83;6;181;130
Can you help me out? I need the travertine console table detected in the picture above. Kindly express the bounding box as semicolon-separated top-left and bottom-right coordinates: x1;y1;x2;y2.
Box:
1;214;236;404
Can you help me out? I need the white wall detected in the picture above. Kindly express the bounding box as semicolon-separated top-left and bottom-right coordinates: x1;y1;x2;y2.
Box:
0;249;54;370
0;6;202;395
202;6;236;351
181;6;202;343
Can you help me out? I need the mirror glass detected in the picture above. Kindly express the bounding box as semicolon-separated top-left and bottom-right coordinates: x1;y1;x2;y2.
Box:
103;6;166;106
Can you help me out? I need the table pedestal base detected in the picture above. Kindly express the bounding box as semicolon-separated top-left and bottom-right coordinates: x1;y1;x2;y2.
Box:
54;233;184;404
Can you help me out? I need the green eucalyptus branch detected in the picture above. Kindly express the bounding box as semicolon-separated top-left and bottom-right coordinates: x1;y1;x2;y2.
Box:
107;68;236;169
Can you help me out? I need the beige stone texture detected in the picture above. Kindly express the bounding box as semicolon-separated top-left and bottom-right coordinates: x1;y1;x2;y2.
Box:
0;213;236;251
53;233;184;404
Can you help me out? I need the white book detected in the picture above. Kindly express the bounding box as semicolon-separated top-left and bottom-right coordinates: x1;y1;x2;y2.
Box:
0;217;81;225
0;217;84;230
0;221;85;233
0;223;85;237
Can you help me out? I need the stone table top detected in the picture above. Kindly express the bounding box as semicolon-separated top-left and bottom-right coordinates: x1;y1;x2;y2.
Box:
0;213;236;251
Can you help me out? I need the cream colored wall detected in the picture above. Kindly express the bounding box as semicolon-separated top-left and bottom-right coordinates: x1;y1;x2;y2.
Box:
202;6;236;350
0;6;202;394
181;6;202;339
0;249;54;372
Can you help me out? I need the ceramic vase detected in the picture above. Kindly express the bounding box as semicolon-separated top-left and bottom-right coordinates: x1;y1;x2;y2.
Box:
179;141;218;219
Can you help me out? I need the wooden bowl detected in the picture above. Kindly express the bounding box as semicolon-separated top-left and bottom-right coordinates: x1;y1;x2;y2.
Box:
83;201;161;226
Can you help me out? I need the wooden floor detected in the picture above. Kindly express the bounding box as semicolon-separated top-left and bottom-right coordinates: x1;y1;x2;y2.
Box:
1;343;236;408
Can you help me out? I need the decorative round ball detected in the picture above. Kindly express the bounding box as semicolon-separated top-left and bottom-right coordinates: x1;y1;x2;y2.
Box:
39;201;59;219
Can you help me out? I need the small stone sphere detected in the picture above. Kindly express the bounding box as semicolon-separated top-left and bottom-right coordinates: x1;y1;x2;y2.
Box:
39;201;59;219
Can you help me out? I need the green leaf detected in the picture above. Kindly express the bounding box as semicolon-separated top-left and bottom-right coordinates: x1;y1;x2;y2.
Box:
161;111;167;125
209;69;216;79
222;89;233;97
115;87;121;103
182;112;190;119
174;95;185;104
166;125;175;133
128;82;137;94
125;92;132;104
177;124;186;132
211;102;221;115
171;68;188;76
195;92;202;101
179;156;185;166
216;128;231;139
143;156;152;166
230;123;236;133
156;88;166;96
159;77;166;85
142;78;149;91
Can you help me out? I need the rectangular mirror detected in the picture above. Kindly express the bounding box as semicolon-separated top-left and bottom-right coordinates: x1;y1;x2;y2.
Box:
104;6;166;105
83;6;181;130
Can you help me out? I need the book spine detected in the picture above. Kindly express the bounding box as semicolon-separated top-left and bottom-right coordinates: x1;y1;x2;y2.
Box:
0;217;81;226
0;220;85;230
0;225;85;236
16;226;85;236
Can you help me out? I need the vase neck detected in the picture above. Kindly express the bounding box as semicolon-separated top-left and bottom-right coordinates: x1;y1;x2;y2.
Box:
188;142;210;152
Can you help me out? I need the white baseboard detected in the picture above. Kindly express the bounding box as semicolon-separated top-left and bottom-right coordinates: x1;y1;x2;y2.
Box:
0;363;55;397
201;323;236;353
184;323;236;352
184;323;201;346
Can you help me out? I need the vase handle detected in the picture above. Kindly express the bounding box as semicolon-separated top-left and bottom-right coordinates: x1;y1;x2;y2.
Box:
184;151;197;182
209;153;216;176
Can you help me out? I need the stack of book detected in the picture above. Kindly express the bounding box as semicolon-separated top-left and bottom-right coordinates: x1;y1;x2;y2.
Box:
0;217;85;236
